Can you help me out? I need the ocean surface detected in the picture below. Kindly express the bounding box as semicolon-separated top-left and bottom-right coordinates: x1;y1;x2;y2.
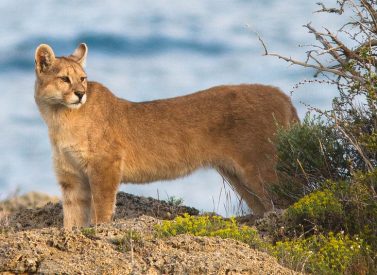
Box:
0;0;345;215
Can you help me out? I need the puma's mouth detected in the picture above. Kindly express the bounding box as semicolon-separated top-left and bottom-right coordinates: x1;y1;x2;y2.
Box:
67;101;83;109
67;94;86;109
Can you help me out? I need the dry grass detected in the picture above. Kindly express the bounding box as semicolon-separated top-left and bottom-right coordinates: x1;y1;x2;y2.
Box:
211;177;250;217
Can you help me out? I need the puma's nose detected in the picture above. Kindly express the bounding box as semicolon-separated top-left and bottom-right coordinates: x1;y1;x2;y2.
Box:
74;91;85;100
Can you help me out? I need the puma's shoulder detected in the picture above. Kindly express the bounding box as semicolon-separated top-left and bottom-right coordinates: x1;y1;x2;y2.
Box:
87;81;115;99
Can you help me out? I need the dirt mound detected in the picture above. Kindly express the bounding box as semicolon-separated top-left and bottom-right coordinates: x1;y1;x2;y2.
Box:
114;192;199;220
0;192;298;274
5;192;199;231
0;192;59;218
0;216;297;274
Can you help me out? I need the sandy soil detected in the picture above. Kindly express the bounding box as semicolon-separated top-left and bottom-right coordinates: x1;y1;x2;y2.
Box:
0;192;298;275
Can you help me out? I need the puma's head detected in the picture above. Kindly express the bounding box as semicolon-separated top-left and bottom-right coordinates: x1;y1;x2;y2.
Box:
34;43;88;109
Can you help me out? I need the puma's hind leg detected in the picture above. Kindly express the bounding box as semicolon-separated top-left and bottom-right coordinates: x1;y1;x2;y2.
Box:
240;164;277;215
222;140;279;216
217;166;269;217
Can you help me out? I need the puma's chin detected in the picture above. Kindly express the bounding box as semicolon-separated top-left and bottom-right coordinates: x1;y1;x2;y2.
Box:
67;102;84;109
66;94;86;109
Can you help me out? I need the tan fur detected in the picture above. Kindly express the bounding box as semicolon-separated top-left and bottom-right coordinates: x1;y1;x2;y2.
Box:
34;43;299;228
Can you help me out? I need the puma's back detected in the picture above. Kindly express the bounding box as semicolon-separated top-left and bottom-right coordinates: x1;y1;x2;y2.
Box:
34;43;299;228
110;84;298;183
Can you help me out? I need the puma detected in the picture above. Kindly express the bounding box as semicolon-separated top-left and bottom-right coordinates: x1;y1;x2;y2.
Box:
34;43;298;228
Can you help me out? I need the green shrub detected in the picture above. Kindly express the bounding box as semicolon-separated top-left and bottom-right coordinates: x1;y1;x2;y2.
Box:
261;2;377;272
326;172;377;250
272;115;348;205
282;176;377;246
155;213;264;249
273;232;370;274
285;189;344;233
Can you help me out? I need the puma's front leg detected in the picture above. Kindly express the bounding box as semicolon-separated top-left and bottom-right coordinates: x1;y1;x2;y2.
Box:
58;172;92;228
88;163;121;225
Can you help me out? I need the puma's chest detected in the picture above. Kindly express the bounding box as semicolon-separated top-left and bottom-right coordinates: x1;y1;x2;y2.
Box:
50;129;90;171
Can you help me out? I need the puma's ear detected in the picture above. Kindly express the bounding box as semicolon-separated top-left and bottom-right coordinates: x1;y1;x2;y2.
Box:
70;43;88;67
35;44;55;74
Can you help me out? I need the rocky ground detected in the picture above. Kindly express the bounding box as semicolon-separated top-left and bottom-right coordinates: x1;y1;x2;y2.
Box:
0;192;298;274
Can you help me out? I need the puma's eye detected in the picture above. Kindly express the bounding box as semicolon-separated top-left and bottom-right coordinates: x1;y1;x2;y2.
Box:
59;76;71;83
81;76;87;82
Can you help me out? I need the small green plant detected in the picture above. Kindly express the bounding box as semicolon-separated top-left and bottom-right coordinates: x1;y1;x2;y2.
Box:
273;232;370;275
111;230;143;252
0;213;10;235
155;213;264;249
81;227;96;238
0;227;9;235
166;196;184;207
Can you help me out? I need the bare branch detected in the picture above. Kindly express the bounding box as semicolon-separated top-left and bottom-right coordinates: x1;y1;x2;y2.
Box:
325;28;357;59
335;123;374;172
315;1;345;14
266;51;364;83
360;0;377;32
256;1;377;175
255;32;269;56
255;33;365;83
305;24;346;66
318;46;342;56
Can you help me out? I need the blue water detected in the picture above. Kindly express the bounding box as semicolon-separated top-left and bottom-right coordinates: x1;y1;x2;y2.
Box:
0;0;344;215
